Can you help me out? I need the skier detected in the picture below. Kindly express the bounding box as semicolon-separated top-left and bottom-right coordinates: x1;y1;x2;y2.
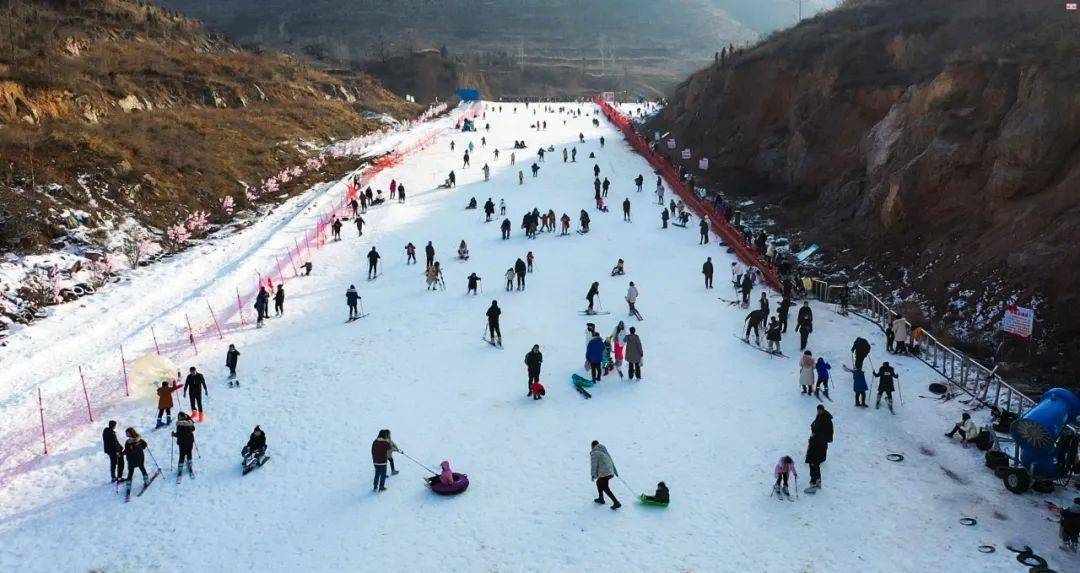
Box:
634;174;643;192
873;361;899;412
367;246;380;279
122;427;150;488
586;282;600;313
560;213;571;235
404;243;417;265
590;440;621;510
172;412;195;479
611;259;625;276
274;285;285;316
103;420;125;483
586;332;605;382
331;217;342;241
699;217;709;244
467;273;481;295
851;337;871;370
458;240;469;261
255;287;269;326
371;431;391;492
593;164;600;178
183;367;207;422
425;262;443;291
531;163;540;177
773;456;797;498
346;285;360;319
625;282;641;320
355;215;365;237
624;327;643;380
799;351;815;395
579;210;591;233
622;198;631;221
302;262;313;276
796;301;813;350
702;257;714;288
501;218;511;240
514;258;527;290
425;241;435;268
156;380;181;427
504;267;515;291
241;426;268;472
777;296;793;333
525;344;543;398
852;367;869;407
661;208;669;229
765;317;783;354
815;357;832;399
744;308;767;345
731;262;744;290
944;413;976;446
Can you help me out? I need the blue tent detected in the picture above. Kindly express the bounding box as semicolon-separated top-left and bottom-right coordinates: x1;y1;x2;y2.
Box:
456;88;480;101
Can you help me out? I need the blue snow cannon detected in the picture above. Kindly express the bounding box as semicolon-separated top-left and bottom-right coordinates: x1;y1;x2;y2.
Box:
1002;388;1080;493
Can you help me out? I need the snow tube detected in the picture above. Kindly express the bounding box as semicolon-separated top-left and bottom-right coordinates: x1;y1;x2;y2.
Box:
638;494;669;507
928;382;948;395
572;374;595;388
428;473;469;495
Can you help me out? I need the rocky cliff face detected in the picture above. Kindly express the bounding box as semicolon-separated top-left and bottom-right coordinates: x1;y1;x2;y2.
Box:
655;0;1080;384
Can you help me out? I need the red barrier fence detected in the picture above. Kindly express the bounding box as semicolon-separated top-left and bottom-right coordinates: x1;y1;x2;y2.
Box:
0;103;478;484
594;98;780;291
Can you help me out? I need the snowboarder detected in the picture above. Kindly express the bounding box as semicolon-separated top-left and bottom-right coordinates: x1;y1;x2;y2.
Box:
425;262;443;291
525;344;543;397
626;282;641;320
103;420;125;483
873;362;899;412
425;241;435;268
371;431;391;492
777;296;793;333
183;367;207;422
799;351;815;395
702;257;714;288
486;300;502;346
944;413;976;446
331;217;342;241
815;357;832;400
586;332;605;382
624;327;643;380
773;456;797;498
355;216;365;237
622;197;631;221
699;217;709;244
122;427;150;488
172;412;195;478
346;285;360;319
744;308;767;345
156;380;181;427
366;247;381;279
274;285;285;316
514;258;527;290
590;441;621;510
404;243;416;265
796;301;813;350
852;368;869;407
611;259;625;276
501;218;512;240
851;337;871;370
467;273;482;295
586;282;600;313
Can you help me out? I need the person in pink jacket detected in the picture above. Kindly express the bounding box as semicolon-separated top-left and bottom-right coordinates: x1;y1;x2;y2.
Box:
438;460;455;485
774;455;798;496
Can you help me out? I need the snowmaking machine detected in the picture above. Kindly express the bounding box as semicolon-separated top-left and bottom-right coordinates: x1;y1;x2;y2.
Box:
997;388;1080;494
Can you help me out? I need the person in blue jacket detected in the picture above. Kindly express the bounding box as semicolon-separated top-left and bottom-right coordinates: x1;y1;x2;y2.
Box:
586;332;605;382
814;357;831;399
852;368;868;407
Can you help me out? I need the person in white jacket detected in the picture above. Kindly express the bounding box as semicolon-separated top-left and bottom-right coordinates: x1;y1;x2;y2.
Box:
891;316;911;354
731;262;745;291
625;282;641;319
590;441;620;510
945;413;976;445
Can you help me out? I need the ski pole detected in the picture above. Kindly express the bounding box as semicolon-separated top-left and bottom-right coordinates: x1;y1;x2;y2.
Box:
360;298;365;317
399;451;438;475
795;475;799;499
194;441;202;460
146;445;163;473
170;436;174;471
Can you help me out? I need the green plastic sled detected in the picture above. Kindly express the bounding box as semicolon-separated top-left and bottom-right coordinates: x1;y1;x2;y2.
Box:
571;374;595;388
638;494;669;507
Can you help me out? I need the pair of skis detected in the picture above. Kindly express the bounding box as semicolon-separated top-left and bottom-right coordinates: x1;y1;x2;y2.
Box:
176;462;196;484
482;337;503;349
123;469;162;502
345;313;370;323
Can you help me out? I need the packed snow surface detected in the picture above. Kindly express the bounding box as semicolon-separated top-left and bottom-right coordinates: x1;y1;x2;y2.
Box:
0;102;1074;573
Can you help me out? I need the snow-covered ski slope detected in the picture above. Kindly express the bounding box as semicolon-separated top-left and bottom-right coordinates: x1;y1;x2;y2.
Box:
0;102;1074;573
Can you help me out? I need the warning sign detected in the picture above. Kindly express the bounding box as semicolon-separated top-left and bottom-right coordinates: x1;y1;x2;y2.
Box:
1002;305;1035;339
681;148;692;160
698;158;709;170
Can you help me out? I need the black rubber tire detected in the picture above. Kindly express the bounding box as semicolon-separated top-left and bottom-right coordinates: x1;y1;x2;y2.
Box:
886;453;905;462
928;382;948;395
993;466;1012;479
976;431;994;451
1016;551;1046;568
959;517;977;526
977;545;995;554
1004;468;1031;494
1032;480;1055;494
985;451;1009;470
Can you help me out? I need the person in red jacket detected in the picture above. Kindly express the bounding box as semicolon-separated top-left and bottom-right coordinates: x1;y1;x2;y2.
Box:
156;380;183;428
371;430;392;492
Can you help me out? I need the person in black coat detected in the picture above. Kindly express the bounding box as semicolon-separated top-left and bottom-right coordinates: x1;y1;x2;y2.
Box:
367;247;380;279
777;296;793;333
796;301;813;350
851;337;871;370
586;282;600;312
103;420;125;482
811;405;834;443
467;273;481;295
873;361;899;412
514;258;527;290
740;273;753;305
805;433;828;488
501;218;512;239
172;412;196;475
184;367;208;419
346;285;360;319
254;287;269;323
524;344;543;397
274;285;285;316
243;426;268;463
225;344;240;378
425;242;435;268
122;428;150;486
759;292;770;318
702;257;714;288
699;218;709;245
486;301;502;345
